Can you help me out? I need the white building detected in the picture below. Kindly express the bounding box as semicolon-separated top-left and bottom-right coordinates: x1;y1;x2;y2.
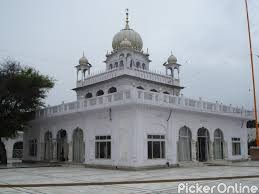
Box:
23;11;253;169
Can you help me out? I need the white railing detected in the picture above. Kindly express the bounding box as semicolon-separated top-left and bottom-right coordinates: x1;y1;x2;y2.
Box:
76;67;180;88
36;89;253;119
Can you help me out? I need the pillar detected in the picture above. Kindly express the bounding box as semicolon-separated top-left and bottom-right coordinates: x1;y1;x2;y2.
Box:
209;141;214;160
52;139;57;161
223;141;228;160
68;142;73;162
191;140;197;161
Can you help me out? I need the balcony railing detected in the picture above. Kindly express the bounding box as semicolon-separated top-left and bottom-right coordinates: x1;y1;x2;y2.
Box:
35;89;253;119
76;67;180;88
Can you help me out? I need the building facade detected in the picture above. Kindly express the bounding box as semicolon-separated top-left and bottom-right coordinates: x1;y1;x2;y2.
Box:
23;12;252;168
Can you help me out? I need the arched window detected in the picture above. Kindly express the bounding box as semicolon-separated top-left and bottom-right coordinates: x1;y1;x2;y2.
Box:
137;86;144;90
136;62;140;68
108;87;117;94
96;90;104;96
214;129;224;160
109;64;113;70
119;53;124;58
150;89;158;92
130;60;133;68
178;126;192;161
13;142;23;159
73;128;84;163
85;93;93;98
163;91;170;94
120;60;124;67
142;63;146;70
115;62;118;68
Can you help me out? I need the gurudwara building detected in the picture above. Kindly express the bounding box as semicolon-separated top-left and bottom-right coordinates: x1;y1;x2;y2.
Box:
23;12;253;168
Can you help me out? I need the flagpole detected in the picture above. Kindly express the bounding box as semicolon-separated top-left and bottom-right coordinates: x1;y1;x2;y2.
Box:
244;0;259;146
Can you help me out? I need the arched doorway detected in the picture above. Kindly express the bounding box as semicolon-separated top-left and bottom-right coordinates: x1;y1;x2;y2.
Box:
214;129;224;160
178;126;192;161
44;131;53;161
72;128;84;163
56;129;68;161
12;142;23;159
197;127;210;162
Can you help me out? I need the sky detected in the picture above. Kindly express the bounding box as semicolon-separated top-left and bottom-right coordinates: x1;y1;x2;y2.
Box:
0;0;259;110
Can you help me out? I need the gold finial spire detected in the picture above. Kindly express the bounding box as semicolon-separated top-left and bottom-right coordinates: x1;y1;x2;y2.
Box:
125;8;129;29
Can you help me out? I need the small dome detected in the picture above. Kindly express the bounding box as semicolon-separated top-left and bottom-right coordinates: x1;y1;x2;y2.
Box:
120;38;132;48
79;54;88;65
168;54;177;64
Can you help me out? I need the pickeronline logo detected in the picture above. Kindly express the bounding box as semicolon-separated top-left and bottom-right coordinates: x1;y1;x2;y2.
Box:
178;183;258;194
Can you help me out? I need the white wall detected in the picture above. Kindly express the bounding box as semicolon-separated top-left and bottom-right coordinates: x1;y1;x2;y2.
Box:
24;103;248;167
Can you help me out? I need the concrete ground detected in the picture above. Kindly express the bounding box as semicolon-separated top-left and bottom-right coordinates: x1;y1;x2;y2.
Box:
1;162;259;193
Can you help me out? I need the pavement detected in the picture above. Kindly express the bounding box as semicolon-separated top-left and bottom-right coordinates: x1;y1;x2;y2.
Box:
0;161;259;193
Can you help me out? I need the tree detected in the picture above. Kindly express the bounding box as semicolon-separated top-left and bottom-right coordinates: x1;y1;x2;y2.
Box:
0;59;54;164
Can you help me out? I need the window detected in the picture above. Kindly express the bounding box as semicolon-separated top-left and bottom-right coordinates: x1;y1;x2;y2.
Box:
150;89;158;92
142;63;146;70
136;62;140;68
95;136;111;159
147;135;165;159
137;86;144;90
85;93;93;98
108;87;117;94
96;90;104;96
29;139;37;157
120;60;124;67
109;64;113;69
232;138;241;155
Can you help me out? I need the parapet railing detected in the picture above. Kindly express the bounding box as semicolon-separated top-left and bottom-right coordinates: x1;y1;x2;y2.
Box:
76;67;180;88
36;89;253;119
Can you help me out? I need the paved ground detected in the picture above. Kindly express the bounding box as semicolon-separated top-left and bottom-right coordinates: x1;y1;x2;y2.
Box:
1;162;259;193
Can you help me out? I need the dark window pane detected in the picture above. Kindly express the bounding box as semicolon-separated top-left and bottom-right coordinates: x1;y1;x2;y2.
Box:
153;135;160;139
95;142;99;158
107;142;111;159
148;141;152;159
107;136;111;139
100;142;106;158
148;135;152;139
153;141;161;158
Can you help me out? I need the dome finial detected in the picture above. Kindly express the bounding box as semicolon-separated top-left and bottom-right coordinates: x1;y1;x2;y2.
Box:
125;8;129;29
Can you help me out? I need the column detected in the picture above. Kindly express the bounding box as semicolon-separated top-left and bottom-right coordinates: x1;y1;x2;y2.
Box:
68;142;73;162
209;141;214;160
191;140;197;161
52;139;57;161
223;141;228;160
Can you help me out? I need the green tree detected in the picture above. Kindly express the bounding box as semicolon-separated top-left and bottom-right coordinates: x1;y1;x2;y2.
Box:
0;59;54;164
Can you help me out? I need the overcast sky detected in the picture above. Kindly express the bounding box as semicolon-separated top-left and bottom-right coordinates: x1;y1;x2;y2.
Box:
0;0;259;109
